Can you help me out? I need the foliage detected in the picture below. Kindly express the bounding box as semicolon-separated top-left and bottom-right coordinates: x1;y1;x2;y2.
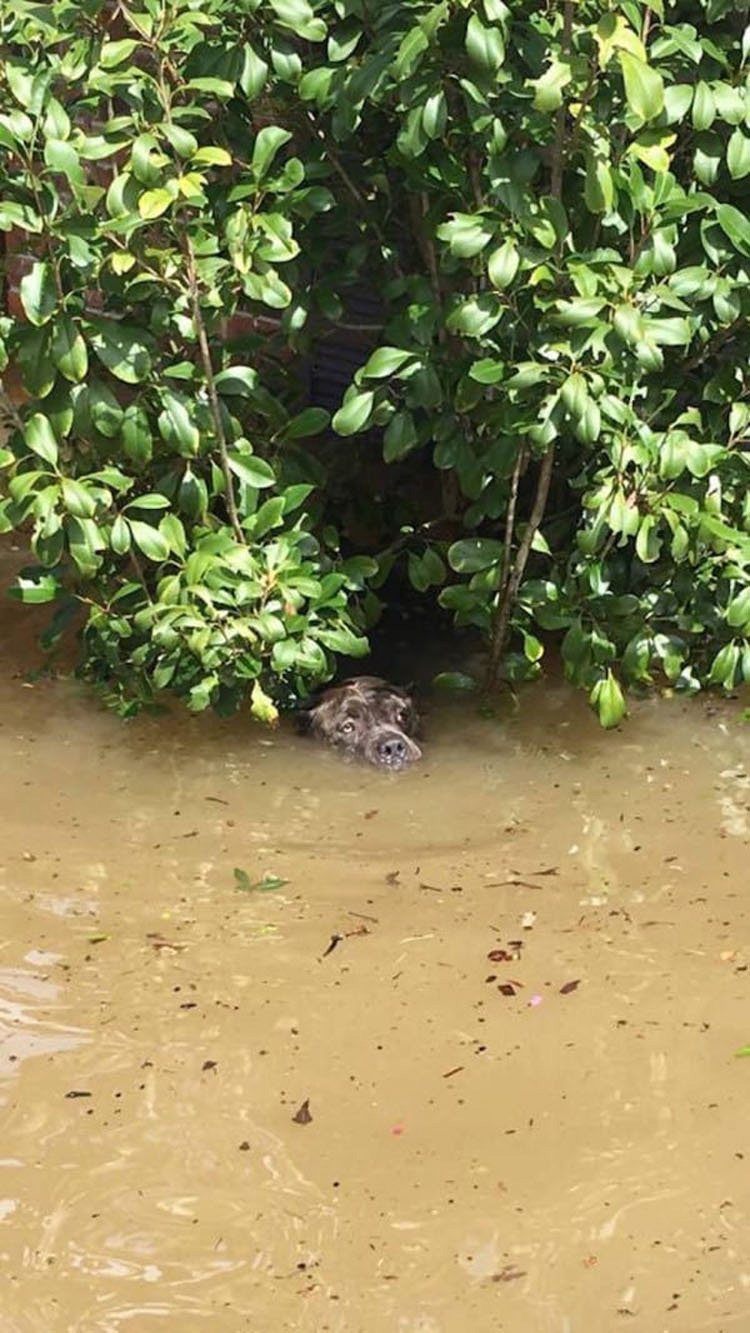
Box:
2;0;750;727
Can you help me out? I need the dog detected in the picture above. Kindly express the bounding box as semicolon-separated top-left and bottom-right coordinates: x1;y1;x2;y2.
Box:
297;676;422;769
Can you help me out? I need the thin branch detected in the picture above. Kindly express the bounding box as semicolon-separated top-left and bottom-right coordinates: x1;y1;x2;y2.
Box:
486;445;525;687
485;448;556;691
0;382;25;433
468;150;484;209
181;235;245;544
304;113;402;276
550;1;575;200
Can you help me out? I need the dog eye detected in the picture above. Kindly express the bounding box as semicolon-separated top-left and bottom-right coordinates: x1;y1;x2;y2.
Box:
340;720;355;735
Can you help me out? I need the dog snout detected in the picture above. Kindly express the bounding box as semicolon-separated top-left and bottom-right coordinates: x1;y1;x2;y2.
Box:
379;734;407;763
376;731;421;767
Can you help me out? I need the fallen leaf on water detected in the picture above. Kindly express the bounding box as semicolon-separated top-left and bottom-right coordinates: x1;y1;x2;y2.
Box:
491;1265;526;1283
488;948;513;963
385;870;400;885
146;933;186;952
734;1045;750;1058
234;868;288;893
560;979;581;994
364;809;379;820
202;1060;217;1072
582;1254;598;1268
498;983;516;997
65;1090;92;1099
419;882;443;893
88;934;110;945
442;1066;464;1079
292;1099;313;1125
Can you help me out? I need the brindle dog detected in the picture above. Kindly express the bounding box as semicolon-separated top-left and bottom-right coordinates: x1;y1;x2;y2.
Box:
297;676;422;769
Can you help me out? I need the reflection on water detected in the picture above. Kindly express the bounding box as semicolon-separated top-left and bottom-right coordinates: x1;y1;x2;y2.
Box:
0;555;749;1331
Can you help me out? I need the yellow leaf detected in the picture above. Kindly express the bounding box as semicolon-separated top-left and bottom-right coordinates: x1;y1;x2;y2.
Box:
178;172;206;198
250;680;279;725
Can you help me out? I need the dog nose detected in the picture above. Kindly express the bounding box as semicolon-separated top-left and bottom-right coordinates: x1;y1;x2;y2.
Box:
380;736;407;762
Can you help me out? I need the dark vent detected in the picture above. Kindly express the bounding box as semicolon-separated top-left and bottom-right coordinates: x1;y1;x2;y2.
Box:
309;283;383;414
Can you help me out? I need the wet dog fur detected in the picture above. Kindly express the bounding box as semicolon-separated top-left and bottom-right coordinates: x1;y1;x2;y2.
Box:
297;676;422;769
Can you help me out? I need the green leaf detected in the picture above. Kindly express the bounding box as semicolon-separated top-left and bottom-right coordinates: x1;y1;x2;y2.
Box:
110;514;131;555
186;77;235;98
553;297;606;326
157;392;199;455
88;380;123;438
62;477;96;518
692;81;715;131
437;212;495;258
708;642;739;688
138;188;174;220
359;347;416;378
24;414;58;467
130;520;170;563
122;404;153;465
233;867;287;892
591;671;626;728
192;146;232;167
227;452;276;488
727;128;750;180
422;89;447;139
281;407;330;439
214;365;259;397
445;294;502;337
383;410;418;462
448;538;503;573
44;137;84;185
531;58;572;112
160;512;187;557
727;588;750;630
240;44;269;100
465;14;505;71
433;671;477;691
332;390;375;436
487;239;519;290
126;493;170;511
635;515;661;563
252;126;292;180
268;0;326;40
619;52;664;122
317;625;369;656
100;38;139;68
11;570;60;604
19;261;58;326
282;483;314;513
51;315;88;382
394;25;429;78
469;358;505;384
87;318;152;383
716;204;750;256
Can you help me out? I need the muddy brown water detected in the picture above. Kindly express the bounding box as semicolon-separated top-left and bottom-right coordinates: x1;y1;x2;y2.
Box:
1;555;749;1332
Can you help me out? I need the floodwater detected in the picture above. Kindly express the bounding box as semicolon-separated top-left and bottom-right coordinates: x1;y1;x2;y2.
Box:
1;550;749;1333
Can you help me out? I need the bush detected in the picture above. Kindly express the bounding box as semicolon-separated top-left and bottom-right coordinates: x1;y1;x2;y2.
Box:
2;0;750;726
